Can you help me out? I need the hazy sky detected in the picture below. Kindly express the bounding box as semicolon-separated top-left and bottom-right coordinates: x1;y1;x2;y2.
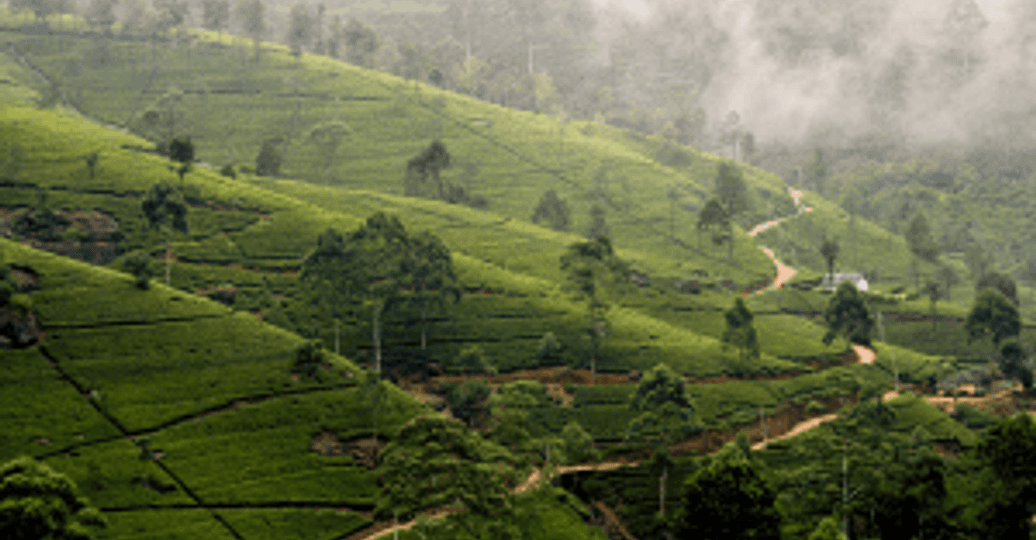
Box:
585;0;1034;149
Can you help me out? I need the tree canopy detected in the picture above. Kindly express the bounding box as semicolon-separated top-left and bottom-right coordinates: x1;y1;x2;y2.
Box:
376;415;521;534
560;236;630;380
965;288;1020;348
672;445;782;540
530;189;570;232
722;297;760;371
0;456;108;540
822;281;873;350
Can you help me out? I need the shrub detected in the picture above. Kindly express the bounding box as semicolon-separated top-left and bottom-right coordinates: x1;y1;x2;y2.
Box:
206;284;237;306
537;332;562;364
973;387;988;397
805;400;826;414
120;251;154;289
256;138;284;176
220;164;237;178
450;345;497;375
292;340;326;379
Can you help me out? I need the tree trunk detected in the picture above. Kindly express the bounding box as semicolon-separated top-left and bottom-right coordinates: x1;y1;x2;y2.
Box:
912;258;919;291
434;170;443;200
373;299;383;374
589;311;596;385
165;240;171;285
728;224;735;263
421;283;428;350
660;462;667;517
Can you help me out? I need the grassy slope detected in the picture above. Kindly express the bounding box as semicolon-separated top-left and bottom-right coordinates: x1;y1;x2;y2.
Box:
1;23;928;288
0;97;816;379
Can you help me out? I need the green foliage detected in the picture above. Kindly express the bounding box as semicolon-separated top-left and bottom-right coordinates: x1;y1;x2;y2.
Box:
672;452;781;540
531;189;571;232
807;516;846;540
966;288;1020;348
0;456;108;540
445;379;492;429
978;412;1036;500
537;332;563;364
805;399;826;414
141;181;189;234
449;344;496;375
722;298;760;371
585;204;608;240
307;120;351;178
405;140;452;200
376;414;519;522
219;163;237;178
559;421;600;464
999;339;1033;389
905;211;940;262
118;251;154;289
255;137;283;177
822;281;873;350
715;161;751;220
169;136;194;165
976;272;1018;305
625;363;701;446
291;340;326;379
819;236;839;278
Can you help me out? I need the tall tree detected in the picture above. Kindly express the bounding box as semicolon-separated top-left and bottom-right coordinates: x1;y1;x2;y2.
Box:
625;363;702;519
307;120;351;182
905;212;940;290
168;136;193;183
937;264;960;301
344;17;379;68
234;0;265;62
152;0;189;38
560;236;629;383
822;281;873;352
406;141;452;200
300;213;417;375
326;14;343;58
201;0;230;38
672;442;781;540
820;237;840;282
924;280;941;334
141;181;188;286
0;456;108;540
407;230;460;351
715;161;749;262
286;2;312;59
976;412;1036;536
697;197;728;252
84;0;118;33
807;148;828;196
375;415;522;538
965;241;992;282
976;272;1019;306
722;297;760;375
530;189;570;232
586;204;608;240
966;288;1021;361
998;340;1033;390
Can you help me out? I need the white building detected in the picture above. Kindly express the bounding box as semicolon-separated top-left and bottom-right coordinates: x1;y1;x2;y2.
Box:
821;272;869;292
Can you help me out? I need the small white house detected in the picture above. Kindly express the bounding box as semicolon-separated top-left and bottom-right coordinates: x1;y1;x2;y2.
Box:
821;272;869;292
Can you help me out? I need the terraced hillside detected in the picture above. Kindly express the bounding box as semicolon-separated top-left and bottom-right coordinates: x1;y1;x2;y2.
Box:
0;17;941;293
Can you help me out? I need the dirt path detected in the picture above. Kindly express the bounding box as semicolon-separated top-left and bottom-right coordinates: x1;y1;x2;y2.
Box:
745;187;809;295
751;413;839;450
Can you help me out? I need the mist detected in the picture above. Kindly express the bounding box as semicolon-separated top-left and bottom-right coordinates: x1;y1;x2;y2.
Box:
589;0;1036;151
